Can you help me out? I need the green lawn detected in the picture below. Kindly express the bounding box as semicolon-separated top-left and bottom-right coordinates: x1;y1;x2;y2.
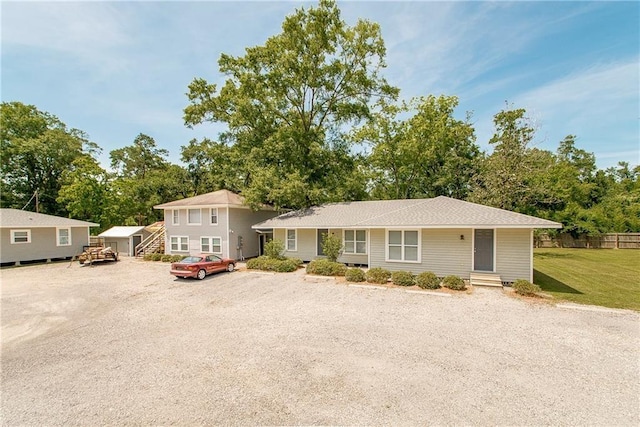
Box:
533;248;640;311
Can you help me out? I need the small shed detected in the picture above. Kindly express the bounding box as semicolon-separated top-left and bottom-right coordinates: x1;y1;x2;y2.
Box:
98;226;150;256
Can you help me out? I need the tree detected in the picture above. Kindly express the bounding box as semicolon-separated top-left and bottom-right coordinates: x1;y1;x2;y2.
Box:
110;133;169;179
354;95;479;199
183;0;397;209
1;101;99;216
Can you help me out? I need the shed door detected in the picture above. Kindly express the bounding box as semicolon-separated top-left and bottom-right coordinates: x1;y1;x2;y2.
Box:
474;229;494;271
317;229;328;256
132;235;143;256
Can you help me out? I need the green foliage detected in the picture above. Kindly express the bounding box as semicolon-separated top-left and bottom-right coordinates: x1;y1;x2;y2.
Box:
150;253;163;261
264;239;285;259
183;0;397;209
143;254;154;261
512;279;542;296
366;267;391;284
322;234;343;262
246;256;299;272
170;255;185;262
442;275;466;290
306;259;347;276
345;268;366;282
161;254;173;262
391;271;415;286
415;271;441;289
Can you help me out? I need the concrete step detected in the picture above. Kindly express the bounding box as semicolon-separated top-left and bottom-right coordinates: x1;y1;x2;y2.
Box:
470;273;503;287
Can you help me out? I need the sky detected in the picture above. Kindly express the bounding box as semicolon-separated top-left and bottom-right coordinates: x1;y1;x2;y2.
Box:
2;0;638;171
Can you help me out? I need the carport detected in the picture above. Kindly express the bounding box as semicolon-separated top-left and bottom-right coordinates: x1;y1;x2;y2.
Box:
98;226;148;256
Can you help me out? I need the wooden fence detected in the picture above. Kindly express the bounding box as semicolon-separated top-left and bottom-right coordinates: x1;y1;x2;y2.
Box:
535;233;640;249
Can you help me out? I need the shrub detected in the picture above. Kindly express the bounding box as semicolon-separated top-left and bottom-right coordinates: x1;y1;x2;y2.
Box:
442;275;466;290
150;253;163;261
264;239;285;259
288;258;303;266
322;234;343;263
306;259;347;276
272;259;298;272
143;253;154;261
392;271;415;286
512;279;542;296
161;254;174;262
345;268;366;282
170;255;185;262
246;256;299;272
366;267;391;284
416;271;440;289
246;256;269;270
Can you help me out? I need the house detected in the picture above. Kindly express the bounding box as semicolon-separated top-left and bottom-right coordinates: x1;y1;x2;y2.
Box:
0;208;98;266
97;226;152;256
154;190;279;260
252;196;562;285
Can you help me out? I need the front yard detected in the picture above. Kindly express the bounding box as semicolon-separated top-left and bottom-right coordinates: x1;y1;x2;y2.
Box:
534;248;640;311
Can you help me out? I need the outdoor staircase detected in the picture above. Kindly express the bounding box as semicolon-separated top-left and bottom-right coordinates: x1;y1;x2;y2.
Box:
469;272;503;287
135;225;166;258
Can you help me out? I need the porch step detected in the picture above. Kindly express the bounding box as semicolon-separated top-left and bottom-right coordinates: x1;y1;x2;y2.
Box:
470;273;503;287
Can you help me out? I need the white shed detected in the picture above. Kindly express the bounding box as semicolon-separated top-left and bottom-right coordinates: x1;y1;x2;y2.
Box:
98;226;149;256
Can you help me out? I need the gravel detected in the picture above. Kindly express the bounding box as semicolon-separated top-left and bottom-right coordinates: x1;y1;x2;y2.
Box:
2;258;639;426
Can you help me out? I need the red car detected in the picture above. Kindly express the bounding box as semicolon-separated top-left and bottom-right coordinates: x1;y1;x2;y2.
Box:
170;254;236;280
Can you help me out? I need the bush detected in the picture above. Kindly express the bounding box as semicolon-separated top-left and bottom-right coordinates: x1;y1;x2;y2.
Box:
306;259;347;276
366;267;391;284
246;256;299;272
170;255;185;262
246;256;269;270
143;253;154;261
272;258;298;272
416;271;440;289
322;234;343;263
264;239;285;259
392;271;415;286
150;253;163;261
442;275;466;290
512;279;542;296
288;258;303;267
345;268;366;282
161;254;174;262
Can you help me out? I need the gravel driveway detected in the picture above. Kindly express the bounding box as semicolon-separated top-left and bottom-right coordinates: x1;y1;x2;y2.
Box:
1;258;638;426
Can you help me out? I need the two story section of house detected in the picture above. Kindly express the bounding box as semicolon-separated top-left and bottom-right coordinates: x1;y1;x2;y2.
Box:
154;190;278;260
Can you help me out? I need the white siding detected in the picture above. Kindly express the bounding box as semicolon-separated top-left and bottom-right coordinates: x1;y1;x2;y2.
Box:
163;208;229;257
0;227;90;263
229;208;279;259
496;228;532;282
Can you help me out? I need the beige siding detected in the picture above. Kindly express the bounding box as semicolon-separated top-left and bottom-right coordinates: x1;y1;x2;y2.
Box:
0;227;90;264
229;208;279;259
276;228;367;264
496;228;532;282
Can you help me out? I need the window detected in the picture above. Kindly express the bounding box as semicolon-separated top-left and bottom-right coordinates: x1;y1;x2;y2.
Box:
172;210;179;225
10;229;31;244
344;230;367;254
201;236;222;254
210;208;218;225
170;236;189;252
57;228;71;246
387;230;420;262
286;229;297;251
188;208;201;225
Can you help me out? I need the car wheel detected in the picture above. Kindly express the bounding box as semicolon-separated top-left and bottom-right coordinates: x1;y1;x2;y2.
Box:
227;263;235;272
197;269;206;280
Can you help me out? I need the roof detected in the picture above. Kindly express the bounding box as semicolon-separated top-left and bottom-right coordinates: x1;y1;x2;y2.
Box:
154;189;248;209
0;209;98;228
253;196;562;229
98;226;146;238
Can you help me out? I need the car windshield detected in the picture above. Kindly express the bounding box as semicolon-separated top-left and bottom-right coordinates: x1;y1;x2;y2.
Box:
179;256;203;263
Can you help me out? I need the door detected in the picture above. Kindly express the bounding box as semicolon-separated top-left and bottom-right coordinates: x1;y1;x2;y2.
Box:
317;229;329;256
132;235;143;256
474;229;494;271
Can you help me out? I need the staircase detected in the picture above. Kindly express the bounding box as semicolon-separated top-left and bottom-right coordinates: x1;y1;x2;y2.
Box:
135;225;166;258
469;272;503;287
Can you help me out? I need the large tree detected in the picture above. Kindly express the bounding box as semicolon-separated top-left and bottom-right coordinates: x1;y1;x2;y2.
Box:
1;101;99;216
183;0;397;209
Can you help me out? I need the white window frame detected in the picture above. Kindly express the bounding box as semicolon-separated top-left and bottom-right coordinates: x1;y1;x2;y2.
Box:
286;229;297;252
200;236;222;254
10;229;31;244
56;227;72;246
170;236;189;252
210;208;218;225
343;229;367;255
385;229;421;263
172;209;180;225
187;208;201;225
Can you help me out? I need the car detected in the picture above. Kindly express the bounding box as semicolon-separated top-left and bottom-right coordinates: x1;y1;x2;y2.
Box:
170;254;236;280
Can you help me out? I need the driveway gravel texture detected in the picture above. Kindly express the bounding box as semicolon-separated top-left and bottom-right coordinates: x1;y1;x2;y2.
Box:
1;258;638;426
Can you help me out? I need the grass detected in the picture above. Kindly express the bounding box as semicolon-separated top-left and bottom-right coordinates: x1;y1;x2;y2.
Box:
533;248;640;311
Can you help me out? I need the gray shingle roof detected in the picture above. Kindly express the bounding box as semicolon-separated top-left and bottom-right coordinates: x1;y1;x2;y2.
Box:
253;196;562;229
154;189;245;208
0;209;98;228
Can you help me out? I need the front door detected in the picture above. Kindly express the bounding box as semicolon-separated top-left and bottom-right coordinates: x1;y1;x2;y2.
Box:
317;229;329;256
132;235;143;256
474;229;494;271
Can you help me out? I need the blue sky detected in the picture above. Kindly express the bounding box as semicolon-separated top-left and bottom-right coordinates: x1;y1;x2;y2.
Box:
2;1;638;170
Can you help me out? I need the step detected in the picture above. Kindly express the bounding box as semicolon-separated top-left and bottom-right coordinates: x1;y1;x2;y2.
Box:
469;273;503;287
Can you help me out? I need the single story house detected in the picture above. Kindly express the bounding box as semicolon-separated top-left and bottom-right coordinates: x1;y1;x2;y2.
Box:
0;208;98;265
98;226;152;256
154;189;280;260
252;196;562;285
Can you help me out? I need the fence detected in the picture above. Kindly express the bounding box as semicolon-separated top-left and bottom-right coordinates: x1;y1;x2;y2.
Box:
535;233;640;249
